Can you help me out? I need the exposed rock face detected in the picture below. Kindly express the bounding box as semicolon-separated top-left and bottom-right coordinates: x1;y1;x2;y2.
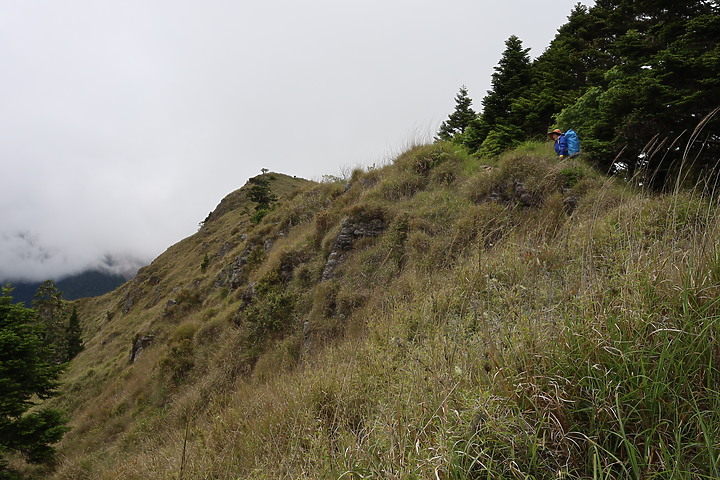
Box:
513;180;536;207
278;250;311;282
322;217;387;281
241;282;257;305
487;180;539;207
563;195;579;215
216;253;249;289
216;242;237;259
121;286;143;314
130;334;155;363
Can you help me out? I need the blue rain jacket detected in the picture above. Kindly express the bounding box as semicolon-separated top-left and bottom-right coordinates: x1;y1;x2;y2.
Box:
554;134;568;156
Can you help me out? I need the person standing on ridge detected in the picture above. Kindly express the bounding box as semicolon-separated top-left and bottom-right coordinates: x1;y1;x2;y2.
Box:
548;128;568;159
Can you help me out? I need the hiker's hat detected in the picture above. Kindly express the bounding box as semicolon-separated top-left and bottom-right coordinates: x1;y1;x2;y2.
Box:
547;128;563;137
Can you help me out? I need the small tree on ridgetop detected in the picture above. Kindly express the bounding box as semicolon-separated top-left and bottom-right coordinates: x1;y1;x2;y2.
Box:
437;85;476;141
246;173;278;223
247;176;277;210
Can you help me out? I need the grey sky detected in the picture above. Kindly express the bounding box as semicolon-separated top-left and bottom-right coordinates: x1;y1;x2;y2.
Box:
1;0;592;281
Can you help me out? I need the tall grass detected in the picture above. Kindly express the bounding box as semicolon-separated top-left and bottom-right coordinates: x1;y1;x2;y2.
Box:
44;143;720;479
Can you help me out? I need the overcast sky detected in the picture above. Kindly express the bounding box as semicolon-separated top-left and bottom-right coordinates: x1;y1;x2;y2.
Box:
0;0;593;282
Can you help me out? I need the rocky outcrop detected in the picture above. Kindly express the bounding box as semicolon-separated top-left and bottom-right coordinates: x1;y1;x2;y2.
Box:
216;252;250;289
563;195;578;215
241;282;257;305
120;285;144;314
488;180;538;207
130;333;155;363
216;242;237;259
322;217;387;281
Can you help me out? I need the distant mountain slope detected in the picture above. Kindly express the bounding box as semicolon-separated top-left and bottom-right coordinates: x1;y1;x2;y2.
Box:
4;269;130;306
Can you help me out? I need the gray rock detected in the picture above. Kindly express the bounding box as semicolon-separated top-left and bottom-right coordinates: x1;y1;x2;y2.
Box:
241;282;257;306
322;216;387;280
130;334;155;363
121;287;144;314
513;180;535;206
163;299;178;317
215;249;252;289
216;242;237;259
563;196;578;215
229;256;248;288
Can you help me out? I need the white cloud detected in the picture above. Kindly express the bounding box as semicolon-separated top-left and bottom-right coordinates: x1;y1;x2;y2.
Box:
0;0;593;281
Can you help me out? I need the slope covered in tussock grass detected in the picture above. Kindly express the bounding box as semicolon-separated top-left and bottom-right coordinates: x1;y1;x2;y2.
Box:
27;143;720;479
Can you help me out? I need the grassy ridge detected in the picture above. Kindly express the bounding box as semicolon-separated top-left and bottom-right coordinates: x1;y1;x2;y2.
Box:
31;145;720;479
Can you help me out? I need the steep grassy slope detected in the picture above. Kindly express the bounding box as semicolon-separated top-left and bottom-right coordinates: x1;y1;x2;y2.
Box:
26;145;720;479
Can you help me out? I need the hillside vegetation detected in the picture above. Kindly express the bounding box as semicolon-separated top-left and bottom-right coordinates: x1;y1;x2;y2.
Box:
438;1;720;187
15;143;719;479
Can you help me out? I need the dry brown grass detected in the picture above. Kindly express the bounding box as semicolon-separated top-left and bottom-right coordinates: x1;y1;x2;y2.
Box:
32;145;720;479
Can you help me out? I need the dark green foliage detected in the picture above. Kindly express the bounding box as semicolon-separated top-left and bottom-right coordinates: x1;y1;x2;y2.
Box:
32;281;65;365
200;253;210;273
462;35;531;153
481;35;532;127
246;173;278;223
477;123;524;158
559;165;586;188
437;85;476;141
198;211;213;230
64;306;83;362
161;340;195;384
0;287;68;476
245;245;266;270
243;272;296;345
554;0;720;185
30;282;84;365
250;208;269;224
512;4;601;137
447;1;719;186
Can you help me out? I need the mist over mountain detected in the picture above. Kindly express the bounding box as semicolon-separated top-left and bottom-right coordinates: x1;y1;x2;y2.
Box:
4;268;130;306
1;245;145;305
0;231;147;283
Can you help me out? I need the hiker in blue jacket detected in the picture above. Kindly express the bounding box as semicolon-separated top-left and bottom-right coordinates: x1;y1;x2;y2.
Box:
548;128;568;159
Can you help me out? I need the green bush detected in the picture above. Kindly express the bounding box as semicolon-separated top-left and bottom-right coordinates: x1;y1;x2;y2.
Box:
161;323;199;384
171;322;198;343
243;272;297;345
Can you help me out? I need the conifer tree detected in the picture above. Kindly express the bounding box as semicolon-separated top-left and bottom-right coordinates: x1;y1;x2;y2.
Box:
481;35;532;128
0;286;68;476
246;172;277;223
247;175;277;211
64;305;83;362
512;4;599;138
464;35;532;152
555;0;720;185
32;281;66;364
437;85;476;141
